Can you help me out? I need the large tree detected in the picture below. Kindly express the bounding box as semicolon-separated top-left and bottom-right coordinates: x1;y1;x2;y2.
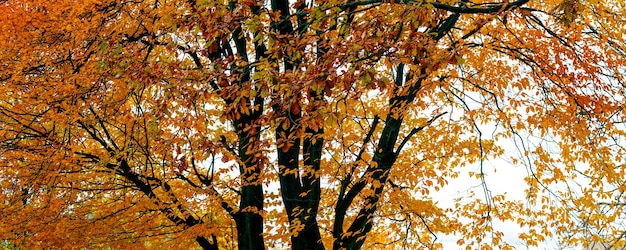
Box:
1;0;626;249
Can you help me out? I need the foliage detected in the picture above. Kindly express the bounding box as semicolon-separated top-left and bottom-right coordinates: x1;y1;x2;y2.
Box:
1;0;626;249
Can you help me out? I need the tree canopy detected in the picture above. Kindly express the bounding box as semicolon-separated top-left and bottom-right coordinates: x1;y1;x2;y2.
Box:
1;0;626;249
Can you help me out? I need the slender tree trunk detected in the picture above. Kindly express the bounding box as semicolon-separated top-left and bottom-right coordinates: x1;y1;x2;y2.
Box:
196;236;219;250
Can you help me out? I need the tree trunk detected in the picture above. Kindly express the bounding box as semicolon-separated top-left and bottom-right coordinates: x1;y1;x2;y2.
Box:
196;236;219;250
234;208;265;250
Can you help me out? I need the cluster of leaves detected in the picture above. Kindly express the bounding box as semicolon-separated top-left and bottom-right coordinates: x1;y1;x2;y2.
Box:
1;0;626;249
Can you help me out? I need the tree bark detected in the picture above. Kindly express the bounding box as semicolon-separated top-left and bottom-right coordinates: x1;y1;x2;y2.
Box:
196;236;219;250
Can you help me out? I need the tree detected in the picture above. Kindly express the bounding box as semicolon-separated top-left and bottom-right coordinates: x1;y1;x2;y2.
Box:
1;0;626;249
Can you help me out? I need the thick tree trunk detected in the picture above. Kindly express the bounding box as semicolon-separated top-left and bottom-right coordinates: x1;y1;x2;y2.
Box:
276;108;325;250
234;208;265;250
233;129;265;250
269;0;326;247
233;101;265;250
291;220;324;250
277;126;325;250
